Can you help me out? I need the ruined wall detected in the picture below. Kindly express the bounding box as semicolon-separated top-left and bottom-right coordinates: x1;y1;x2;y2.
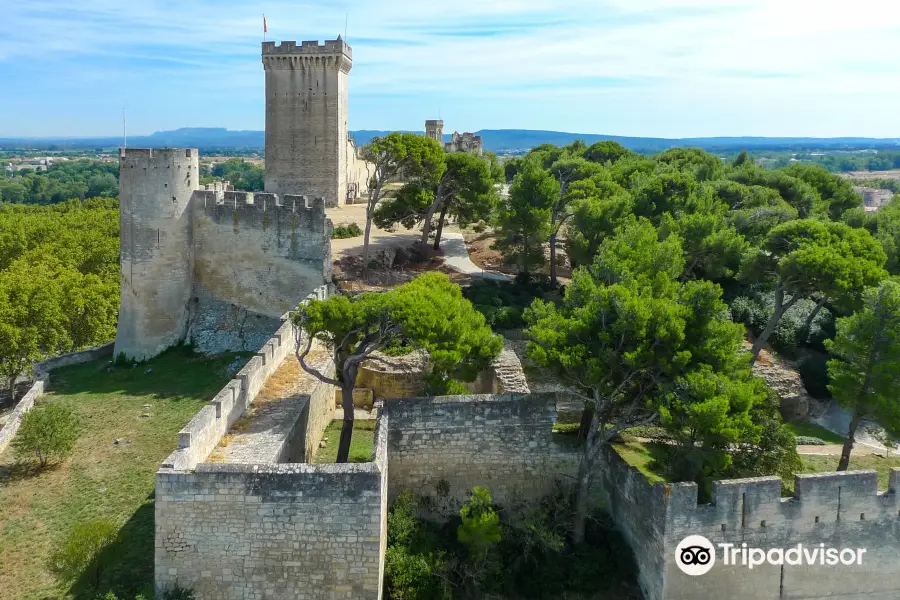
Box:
384;393;579;509
263;40;351;208
155;417;387;600
116;148;197;360
188;191;331;355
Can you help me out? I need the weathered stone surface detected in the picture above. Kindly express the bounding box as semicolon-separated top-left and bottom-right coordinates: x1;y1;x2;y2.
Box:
752;347;812;419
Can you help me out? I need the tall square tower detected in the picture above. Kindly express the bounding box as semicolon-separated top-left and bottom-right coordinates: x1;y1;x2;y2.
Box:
262;38;352;206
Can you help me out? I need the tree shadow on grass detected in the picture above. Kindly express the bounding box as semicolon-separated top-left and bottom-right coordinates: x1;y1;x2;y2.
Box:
0;460;63;484
48;345;255;402
69;494;156;600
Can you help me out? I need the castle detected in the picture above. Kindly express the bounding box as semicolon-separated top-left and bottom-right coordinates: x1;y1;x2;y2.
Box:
109;37;900;600
114;39;371;361
424;119;484;155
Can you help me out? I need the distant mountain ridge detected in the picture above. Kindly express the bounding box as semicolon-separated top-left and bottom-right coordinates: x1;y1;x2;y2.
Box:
2;127;899;153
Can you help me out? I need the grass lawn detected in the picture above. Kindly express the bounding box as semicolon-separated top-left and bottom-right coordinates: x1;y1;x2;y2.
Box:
785;420;846;444
0;346;247;600
313;419;376;464
783;453;900;496
611;440;668;484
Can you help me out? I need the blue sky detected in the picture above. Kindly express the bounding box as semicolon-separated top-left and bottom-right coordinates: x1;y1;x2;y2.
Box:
1;0;899;138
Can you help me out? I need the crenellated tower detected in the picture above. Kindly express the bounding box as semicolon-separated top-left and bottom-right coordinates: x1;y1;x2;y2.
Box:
115;148;198;361
262;38;352;207
425;119;443;143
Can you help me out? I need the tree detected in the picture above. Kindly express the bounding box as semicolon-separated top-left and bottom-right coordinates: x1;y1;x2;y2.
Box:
564;178;633;268
654;147;725;182
783;163;861;221
710;180;798;244
526;219;757;543
746;219;886;364
826;280;900;470
731;150;751;168
546;158;602;285
659;211;748;281
360;133;444;271
294;273;501;462
49;519;118;593
495;160;557;279
631;171;699;221
417;152;497;251
728;166;821;219
583;140;634;165
13;403;80;468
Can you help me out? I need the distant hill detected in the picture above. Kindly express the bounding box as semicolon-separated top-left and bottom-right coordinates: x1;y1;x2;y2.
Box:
2;127;899;154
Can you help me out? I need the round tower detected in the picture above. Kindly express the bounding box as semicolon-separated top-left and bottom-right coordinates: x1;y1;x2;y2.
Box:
115;148;198;361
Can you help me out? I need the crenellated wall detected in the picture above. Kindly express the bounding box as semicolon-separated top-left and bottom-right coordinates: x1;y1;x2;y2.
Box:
187;191;332;355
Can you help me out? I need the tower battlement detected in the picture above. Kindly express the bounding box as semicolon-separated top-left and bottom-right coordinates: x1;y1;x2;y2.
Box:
262;39;351;59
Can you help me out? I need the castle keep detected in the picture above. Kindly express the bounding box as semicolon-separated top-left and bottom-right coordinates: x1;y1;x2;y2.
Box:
115;39;370;361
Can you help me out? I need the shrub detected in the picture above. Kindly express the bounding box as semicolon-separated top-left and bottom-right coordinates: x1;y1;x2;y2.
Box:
13;403;80;468
462;279;549;330
331;223;363;239
795;436;826;445
49;519;118;591
163;585;197;600
457;487;502;560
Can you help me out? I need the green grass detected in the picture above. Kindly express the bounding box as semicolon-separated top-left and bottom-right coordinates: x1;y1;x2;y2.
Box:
611;440;668;484
785;421;846;444
783;453;900;496
313;419;376;464
0;345;248;600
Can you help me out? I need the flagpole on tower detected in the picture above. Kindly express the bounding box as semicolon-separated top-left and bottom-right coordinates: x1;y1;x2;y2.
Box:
263;14;267;42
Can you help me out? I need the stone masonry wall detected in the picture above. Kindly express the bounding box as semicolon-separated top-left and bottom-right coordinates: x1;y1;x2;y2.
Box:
155;415;388;600
384;393;580;510
187;191;331;355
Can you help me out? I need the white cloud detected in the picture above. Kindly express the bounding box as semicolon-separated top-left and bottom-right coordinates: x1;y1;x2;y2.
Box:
1;0;898;135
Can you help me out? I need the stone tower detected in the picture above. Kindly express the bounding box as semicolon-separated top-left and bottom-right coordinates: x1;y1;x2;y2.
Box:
425;119;444;143
263;39;352;207
115;148;198;361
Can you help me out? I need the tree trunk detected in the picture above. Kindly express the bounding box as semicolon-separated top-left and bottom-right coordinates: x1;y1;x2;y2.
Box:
549;230;558;287
419;182;445;255
572;451;592;545
800;296;827;344
336;383;356;463
361;184;382;279
750;285;793;365
432;203;449;251
837;411;862;471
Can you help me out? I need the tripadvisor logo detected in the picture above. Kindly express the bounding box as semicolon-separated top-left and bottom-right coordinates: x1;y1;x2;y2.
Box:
676;535;716;576
675;535;868;576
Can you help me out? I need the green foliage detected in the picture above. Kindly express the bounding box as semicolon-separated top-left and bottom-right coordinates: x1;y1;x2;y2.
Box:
13;402;80;468
782;163;862;220
563;176;633;268
48;519;118;591
210;158;264;191
660;211;748;281
457;487;502;560
374;184;435;230
423;373;471;396
728;165;822;218
654;147;726;181
826;280;900;445
0;159;119;205
385;487;641;599
583;140;635;165
330;222;363;239
162;585;198;600
0;201;119;391
462;279;550;330
495;159;556;276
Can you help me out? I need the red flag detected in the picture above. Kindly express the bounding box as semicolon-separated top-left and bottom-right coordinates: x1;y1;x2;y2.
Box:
263;15;267;34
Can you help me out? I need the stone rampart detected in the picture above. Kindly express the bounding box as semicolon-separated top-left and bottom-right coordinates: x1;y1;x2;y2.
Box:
162;285;331;471
384;393;580;509
187;191;331;354
155;413;388;600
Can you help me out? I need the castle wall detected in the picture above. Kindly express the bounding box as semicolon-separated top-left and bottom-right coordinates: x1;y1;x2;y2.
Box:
263;40;351;208
116;148;198;360
155;417;387;600
188;191;332;355
384;393;580;510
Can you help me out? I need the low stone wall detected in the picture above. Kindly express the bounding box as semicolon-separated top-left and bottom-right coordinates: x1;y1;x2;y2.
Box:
0;379;46;455
384;393;579;510
155;412;389;600
161;285;332;471
0;342;116;456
